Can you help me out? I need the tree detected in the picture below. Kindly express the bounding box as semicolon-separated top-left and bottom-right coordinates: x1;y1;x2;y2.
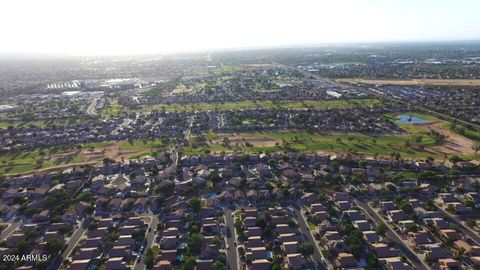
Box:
132;228;147;242
187;197;201;213
256;215;268;229
299;242;315;257
209;171;221;183
287;219;296;228
46;239;65;255
466;219;477;228
272;264;282;270
345;228;365;259
212;236;222;247
473;143;480;154
75;191;92;202
365;252;379;267
213;260;227;270
144;247;154;268
188;233;204;254
376;222;388;235
184;256;197;270
103;157;115;164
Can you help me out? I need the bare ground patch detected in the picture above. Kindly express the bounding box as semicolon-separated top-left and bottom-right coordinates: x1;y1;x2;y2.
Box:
81;141;159;162
416;123;476;155
211;133;280;147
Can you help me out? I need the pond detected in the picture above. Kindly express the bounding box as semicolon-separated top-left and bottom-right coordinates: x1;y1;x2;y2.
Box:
396;114;429;124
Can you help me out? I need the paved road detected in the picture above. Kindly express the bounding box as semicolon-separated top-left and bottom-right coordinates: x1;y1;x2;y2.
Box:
0;220;22;240
86;97;100;116
224;208;239;270
356;199;430;270
134;213;159;270
50;219;87;270
291;205;329;270
434;203;480;245
184;115;194;140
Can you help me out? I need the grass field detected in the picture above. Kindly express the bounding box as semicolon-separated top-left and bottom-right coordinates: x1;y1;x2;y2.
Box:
183;112;478;161
119;139;169;151
0;150;85;175
443;122;480;142
184;130;440;158
0;139;171;176
143;99;382;112
337;78;480;86
101;99;124;118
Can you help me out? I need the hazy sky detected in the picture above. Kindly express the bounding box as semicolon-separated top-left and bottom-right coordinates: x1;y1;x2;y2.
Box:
1;0;479;55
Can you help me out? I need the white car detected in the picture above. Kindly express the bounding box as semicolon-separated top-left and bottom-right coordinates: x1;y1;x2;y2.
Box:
226;244;230;249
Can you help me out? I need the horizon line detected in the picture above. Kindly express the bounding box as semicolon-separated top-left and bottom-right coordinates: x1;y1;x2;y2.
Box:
1;39;480;59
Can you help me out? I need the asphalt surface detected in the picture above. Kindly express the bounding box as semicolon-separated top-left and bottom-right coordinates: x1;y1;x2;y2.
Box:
224;208;239;270
134;213;159;270
49;219;87;270
356;199;430;270
434;203;480;245
0;219;22;240
86;97;100;116
291;205;329;270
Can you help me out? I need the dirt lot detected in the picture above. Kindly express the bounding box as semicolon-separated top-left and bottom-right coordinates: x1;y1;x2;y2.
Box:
211;133;280;147
81;142;148;162
172;84;193;94
417;123;476;155
337;78;480;86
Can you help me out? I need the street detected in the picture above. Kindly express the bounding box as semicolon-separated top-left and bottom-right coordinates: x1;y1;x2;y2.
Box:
49;219;87;270
86;97;100;116
224;207;239;270
291;205;329;270
0;219;23;240
134;213;159;270
434;203;480;245
356;199;430;270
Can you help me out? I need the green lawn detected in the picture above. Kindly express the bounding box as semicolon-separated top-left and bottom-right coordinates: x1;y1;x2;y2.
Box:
444;122;480;141
101;100;124;118
142;98;381;112
183;129;442;159
183;112;477;159
0;150;84;175
0;139;173;175
307;221;317;230
119;139;169;151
